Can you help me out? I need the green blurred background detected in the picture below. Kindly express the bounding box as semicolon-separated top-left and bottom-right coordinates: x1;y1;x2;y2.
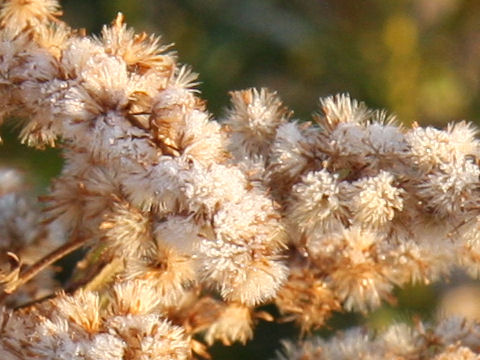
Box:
2;0;480;358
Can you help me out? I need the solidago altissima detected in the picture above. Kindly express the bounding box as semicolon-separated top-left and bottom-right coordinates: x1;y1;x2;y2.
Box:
1;1;480;359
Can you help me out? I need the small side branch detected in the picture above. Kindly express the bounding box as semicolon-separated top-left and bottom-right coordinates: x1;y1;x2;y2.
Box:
0;237;88;302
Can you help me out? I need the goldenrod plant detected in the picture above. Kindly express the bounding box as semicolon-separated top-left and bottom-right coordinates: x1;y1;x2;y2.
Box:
1;1;480;359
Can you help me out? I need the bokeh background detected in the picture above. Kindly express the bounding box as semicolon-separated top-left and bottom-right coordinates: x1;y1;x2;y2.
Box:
2;0;480;358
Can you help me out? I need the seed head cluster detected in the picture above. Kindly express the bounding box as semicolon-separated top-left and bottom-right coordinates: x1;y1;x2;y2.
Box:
1;1;480;359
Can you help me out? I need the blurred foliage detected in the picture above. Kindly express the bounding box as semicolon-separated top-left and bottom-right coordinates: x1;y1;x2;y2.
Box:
2;0;480;358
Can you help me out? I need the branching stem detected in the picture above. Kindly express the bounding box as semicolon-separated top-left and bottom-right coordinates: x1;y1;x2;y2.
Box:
0;237;88;302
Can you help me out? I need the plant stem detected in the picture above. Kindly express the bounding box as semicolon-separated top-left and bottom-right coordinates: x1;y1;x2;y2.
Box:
0;237;88;302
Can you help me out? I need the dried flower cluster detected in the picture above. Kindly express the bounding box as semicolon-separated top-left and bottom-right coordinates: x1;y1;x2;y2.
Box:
1;0;480;359
277;317;480;360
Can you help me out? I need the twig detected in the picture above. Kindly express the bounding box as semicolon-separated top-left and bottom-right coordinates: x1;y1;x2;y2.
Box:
0;237;88;302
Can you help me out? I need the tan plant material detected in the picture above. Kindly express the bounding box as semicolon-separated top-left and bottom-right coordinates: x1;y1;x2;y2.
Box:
1;1;480;359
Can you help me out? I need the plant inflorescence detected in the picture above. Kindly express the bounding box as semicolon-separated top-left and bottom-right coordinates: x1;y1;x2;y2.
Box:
1;1;480;359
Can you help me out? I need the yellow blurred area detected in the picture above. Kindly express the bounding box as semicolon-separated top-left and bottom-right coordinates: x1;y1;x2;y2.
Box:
383;14;418;56
379;8;470;124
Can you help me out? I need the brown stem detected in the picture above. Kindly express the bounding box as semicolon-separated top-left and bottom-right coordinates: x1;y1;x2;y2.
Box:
0;237;88;302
